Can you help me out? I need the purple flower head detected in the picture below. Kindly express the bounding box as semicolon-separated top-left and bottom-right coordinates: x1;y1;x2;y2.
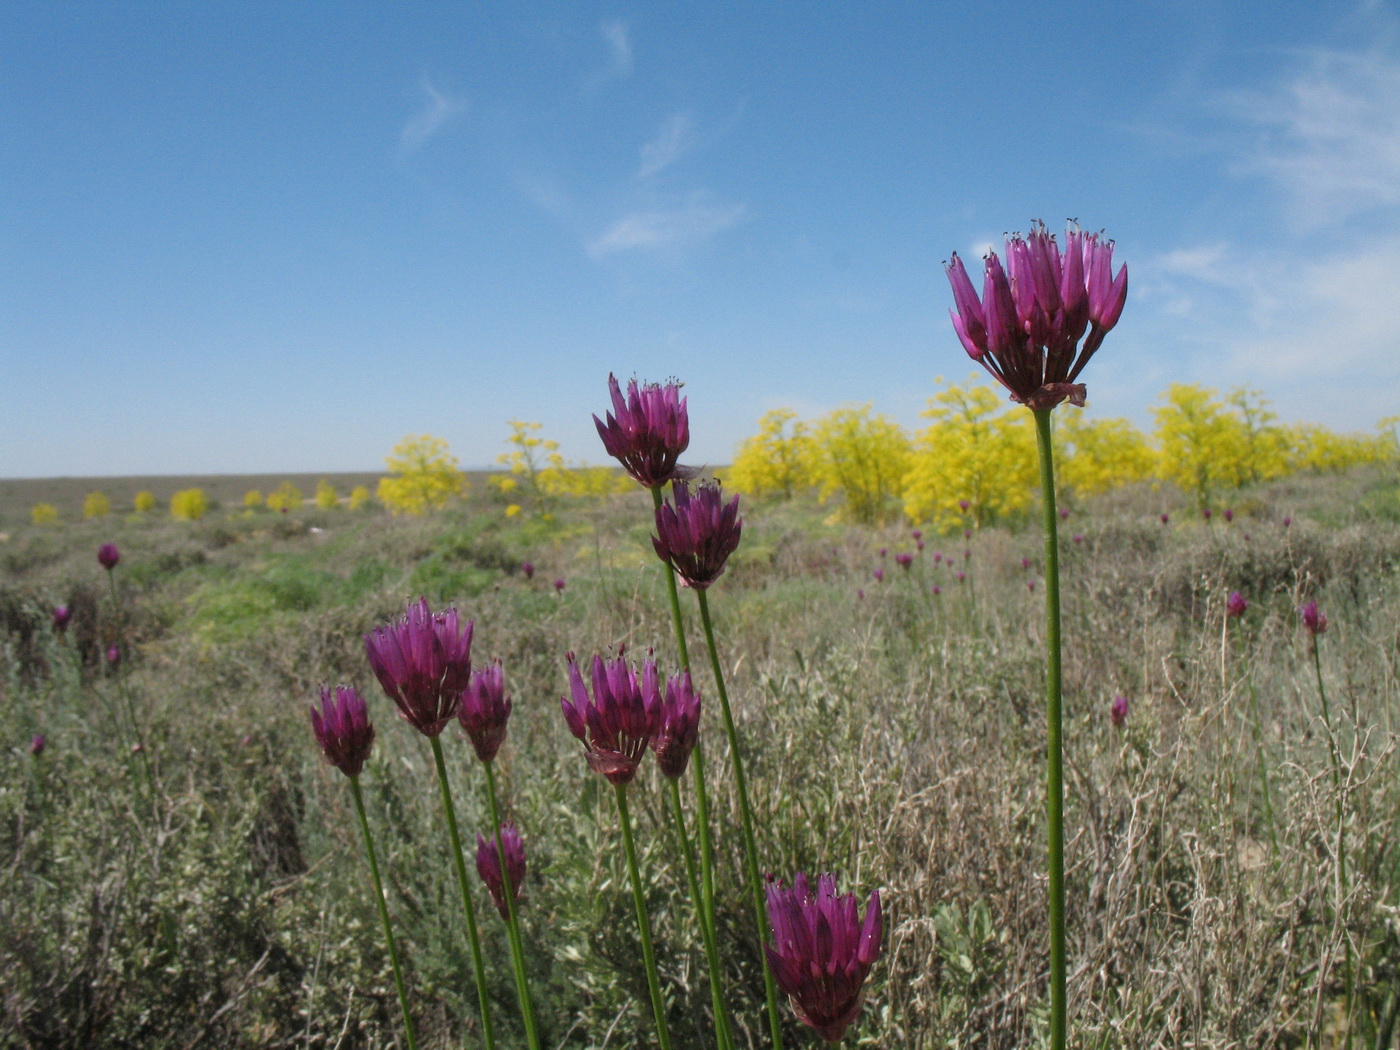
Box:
521;561;535;581
1027;580;1036;592
1301;600;1328;636
857;589;865;600
97;543;120;571
931;584;942;596
933;552;943;564
29;733;46;756
52;606;72;632
1021;557;1032;570
878;547;888;558
458;660;512;763
956;570;966;582
106;645;121;666
561;651;660;785
476;822;527;921
1226;591;1248;619
1059;508;1070;521
1203;507;1213;521
1223;508;1234;523
1283;516;1292;528
593;373;694;489
911;529;923;541
946;222;1127;410
963;548;972;560
310;685;376;778
958;499;970;512
652;480;743;590
765;872;883;1044
872;567;884;583
1072;534;1084;545
554;577;566;594
650;669;701;779
1110;695;1129;727
916;539;925;552
364;598;474;737
1160;513;1170;524
963;529;972;541
894;552;913;571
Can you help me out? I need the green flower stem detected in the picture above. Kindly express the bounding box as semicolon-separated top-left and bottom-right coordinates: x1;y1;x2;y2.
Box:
696;588;785;1050
615;783;673;1050
349;775;418;1050
106;572;155;802
668;777;734;1050
482;761;541;1050
1033;407;1067;1050
429;736;497;1050
1312;636;1353;1045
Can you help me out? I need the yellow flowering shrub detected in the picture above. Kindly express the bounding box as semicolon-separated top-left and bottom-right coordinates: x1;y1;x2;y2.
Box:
903;380;1037;529
727;408;816;499
170;488;209;521
243;490;264;509
493;420;628;516
266;482;304;513
348;485;371;510
133;490;157;513
1057;412;1155;498
315;479;339;509
1225;388;1290;484
83;492;111;519
377;434;467;516
810;404;911;525
31;503;59;525
1151;383;1248;509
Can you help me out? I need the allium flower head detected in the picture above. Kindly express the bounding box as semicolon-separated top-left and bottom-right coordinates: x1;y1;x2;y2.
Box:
1223;508;1234;523
652;480;742;590
946;221;1127;410
521;561;535;580
650;669;701;779
911;529;922;541
364;598;474;737
958;499;970;512
765;872;883;1044
29;733;46;756
561;651;660;785
97;543;120;570
1301;600;1328;636
1226;591;1248;619
476;822;527;920
52;606;72;632
593;373;694;488
458;659;512;763
1160;513;1169;524
1283;516;1292;528
1110;695;1129;727
310;685;376;778
894;552;913;570
872;567;884;583
554;577;566;594
1203;507;1213;521
106;645;121;666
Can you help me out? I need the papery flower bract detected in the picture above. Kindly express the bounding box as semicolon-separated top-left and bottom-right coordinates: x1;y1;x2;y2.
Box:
476;822;527;920
1226;591;1248;619
593;373;693;488
652;480;742;590
29;733;46;756
52;606;72;632
650;669;701;779
1301;600;1328;636
98;544;120;571
364;598;474;737
946;222;1127;410
459;659;512;763
1110;695;1129;727
765;872;882;1044
560;652;660;785
310;685;376;778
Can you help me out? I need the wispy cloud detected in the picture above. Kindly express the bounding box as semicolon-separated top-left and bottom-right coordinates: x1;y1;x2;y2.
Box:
638;113;695;178
588;193;746;256
398;75;467;157
588;20;633;85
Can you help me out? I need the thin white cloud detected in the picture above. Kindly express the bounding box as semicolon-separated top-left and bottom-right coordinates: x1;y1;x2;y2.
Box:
398;75;467;156
639;113;695;178
588;194;746;256
595;20;633;82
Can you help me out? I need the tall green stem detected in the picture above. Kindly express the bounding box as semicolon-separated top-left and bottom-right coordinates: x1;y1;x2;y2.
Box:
615;784;673;1050
1313;636;1353;1046
482;762;541;1050
1033;407;1067;1050
696;588;785;1050
668;778;734;1050
430;736;497;1050
349;776;418;1050
106;572;154;801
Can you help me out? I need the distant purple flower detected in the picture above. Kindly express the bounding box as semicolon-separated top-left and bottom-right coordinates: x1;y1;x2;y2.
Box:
766;872;882;1044
933;552;943;564
963;548;972;560
97;544;120;571
29;733;46;756
1110;695;1129;727
52;606;72;632
554;577;566;594
310;685;376;778
857;589;865;600
561;651;660;786
1021;557;1032;570
958;499;970;512
910;529;922;541
945;222;1128;409
1226;591;1247;619
521;561;535;581
872;567;884;583
1059;508;1070;521
652;480;743;590
105;645;120;666
458;660;512;763
916;539;925;552
963;530;972;541
1072;534;1083;545
476;822;527;920
931;585;941;596
1283;516;1292;528
1027;580;1036;592
364;598;473;737
1301;600;1328;636
878;547;887;558
894;552;913;571
1223;508;1234;523
650;669;701;779
956;570;966;582
593;373;692;488
1203;507;1213;521
1160;513;1169;525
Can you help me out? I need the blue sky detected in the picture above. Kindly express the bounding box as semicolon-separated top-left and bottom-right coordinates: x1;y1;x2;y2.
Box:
3;1;1397;478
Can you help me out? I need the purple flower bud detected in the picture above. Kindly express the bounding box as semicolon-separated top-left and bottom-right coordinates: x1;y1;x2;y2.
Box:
521;561;535;580
1059;508;1070;521
458;660;512;763
878;547;887;558
956;571;966;582
1283;516;1292;528
895;553;913;571
310;685;376;778
1027;580;1036;592
1203;507;1213;521
554;577;566;594
29;733;46;756
765;873;882;1043
910;529;922;541
1160;513;1169;524
872;568;884;583
916;539;925;552
52;606;72;632
106;645;121;666
1223;508;1234;523
650;669;701;779
476;823;527;921
561;651;660;785
1021;557;1032;570
1072;534;1084;545
963;530;972;541
1301;600;1328;636
1110;695;1129;727
958;499;970;512
857;589;865;600
931;585;941;596
593;373;693;489
933;552;943;564
1226;591;1247;619
98;544;120;571
364;598;473;737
